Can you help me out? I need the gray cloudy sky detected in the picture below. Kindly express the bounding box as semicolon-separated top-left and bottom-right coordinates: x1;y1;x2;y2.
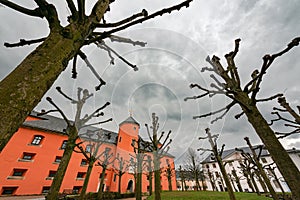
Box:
1;0;300;164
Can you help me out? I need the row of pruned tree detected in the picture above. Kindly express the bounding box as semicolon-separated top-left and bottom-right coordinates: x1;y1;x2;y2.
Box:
185;37;300;200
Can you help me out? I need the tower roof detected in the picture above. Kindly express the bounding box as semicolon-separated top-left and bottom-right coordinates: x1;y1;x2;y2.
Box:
119;116;140;127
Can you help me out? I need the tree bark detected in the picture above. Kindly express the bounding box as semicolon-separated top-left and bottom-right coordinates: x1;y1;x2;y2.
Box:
46;126;78;199
215;150;236;200
80;160;95;199
243;104;300;200
97;165;107;199
153;151;161;200
0;3;109;152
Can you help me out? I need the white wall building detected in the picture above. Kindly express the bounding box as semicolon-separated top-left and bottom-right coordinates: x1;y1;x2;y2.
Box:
201;146;300;193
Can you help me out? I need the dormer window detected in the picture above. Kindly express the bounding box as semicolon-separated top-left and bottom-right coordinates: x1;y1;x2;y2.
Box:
31;135;44;145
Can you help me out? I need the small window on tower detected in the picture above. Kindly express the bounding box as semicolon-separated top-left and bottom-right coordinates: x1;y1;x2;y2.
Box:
119;137;122;143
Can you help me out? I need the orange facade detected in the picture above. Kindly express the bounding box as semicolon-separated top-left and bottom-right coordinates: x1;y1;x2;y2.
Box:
0;113;176;196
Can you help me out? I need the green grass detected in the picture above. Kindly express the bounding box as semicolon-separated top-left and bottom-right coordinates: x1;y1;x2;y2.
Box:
147;191;271;200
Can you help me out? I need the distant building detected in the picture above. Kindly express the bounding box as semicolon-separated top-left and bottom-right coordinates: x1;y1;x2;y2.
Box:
0;112;176;196
201;146;300;193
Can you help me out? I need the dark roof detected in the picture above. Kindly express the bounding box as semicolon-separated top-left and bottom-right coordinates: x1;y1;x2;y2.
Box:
119;116;140;126
23;111;118;144
201;145;300;164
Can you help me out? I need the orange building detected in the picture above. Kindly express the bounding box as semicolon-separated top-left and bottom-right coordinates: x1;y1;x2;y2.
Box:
0;112;176;196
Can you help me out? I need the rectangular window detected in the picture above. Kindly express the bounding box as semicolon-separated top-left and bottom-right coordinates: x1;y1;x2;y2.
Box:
61;140;68;149
31;135;44;145
42;186;50;194
54;156;62;163
1;187;18;195
46;170;56;180
113;174;117;182
261;157;267;163
212;163;216;168
80;159;87;166
85;145;92;153
19;152;36;162
76;172;86;179
12;169;27;176
206;164;209;168
72;186;82;194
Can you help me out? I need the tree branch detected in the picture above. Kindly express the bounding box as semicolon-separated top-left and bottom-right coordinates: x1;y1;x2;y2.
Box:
0;0;44;18
4;37;46;48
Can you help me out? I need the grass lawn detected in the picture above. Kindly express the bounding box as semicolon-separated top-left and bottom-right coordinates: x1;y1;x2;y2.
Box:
147;191;271;200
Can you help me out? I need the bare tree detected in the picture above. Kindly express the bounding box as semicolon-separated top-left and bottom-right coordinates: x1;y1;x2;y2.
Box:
184;148;202;191
38;87;111;199
198;128;236;200
163;159;175;191
114;154;130;195
43;78;110;198
0;0;194;151
178;165;187;191
185;37;300;199
74;129;111;199
96;147;114;199
146;155;153;195
145;113;172;200
243;137;279;200
270;96;300;139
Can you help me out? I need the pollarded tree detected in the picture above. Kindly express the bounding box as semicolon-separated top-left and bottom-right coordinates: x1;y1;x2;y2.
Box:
145;113;172;200
74;129;112;199
163;159;175;191
0;0;194;151
39;86;111;199
97;147;114;199
198;128;236;200
270;96;300;138
184;148;202;191
185;37;300;199
114;154;129;195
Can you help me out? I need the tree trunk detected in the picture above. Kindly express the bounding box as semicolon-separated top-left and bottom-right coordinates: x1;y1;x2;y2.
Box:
136;153;143;200
118;172;122;194
243;105;300;200
153;151;161;200
250;172;261;195
215;152;236;200
0;3;109;152
97;166;107;199
47;126;78;199
167;171;172;191
80;160;95;199
148;172;153;195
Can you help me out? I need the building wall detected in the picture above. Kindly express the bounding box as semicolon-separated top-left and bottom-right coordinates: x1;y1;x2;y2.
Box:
0;117;176;196
201;150;300;193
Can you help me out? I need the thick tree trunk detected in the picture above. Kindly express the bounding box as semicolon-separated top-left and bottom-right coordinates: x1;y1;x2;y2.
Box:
215;152;236;200
0;2;110;152
148;172;153;195
47;126;78;199
153;151;161;200
243;105;300;200
136;153;143;200
118;172;122;194
80;160;95;199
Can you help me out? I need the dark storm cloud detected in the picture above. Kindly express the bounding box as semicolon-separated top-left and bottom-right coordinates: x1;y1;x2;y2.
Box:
1;0;300;163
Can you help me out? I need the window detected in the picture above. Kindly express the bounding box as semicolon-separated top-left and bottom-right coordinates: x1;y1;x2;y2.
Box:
206;164;209;168
80;159;87;166
19;152;36;162
215;172;219;178
31;135;44;145
73;186;82;194
42;186;50;194
46;170;56;180
7;169;27;180
76;172;86;179
119;136;122;143
61;140;68;149
229;162;233;166
113;174;117;182
54;156;62;163
1;187;18;195
273;180;281;189
12;169;27;176
261;157;267;163
85;145;92;153
212;163;216;168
